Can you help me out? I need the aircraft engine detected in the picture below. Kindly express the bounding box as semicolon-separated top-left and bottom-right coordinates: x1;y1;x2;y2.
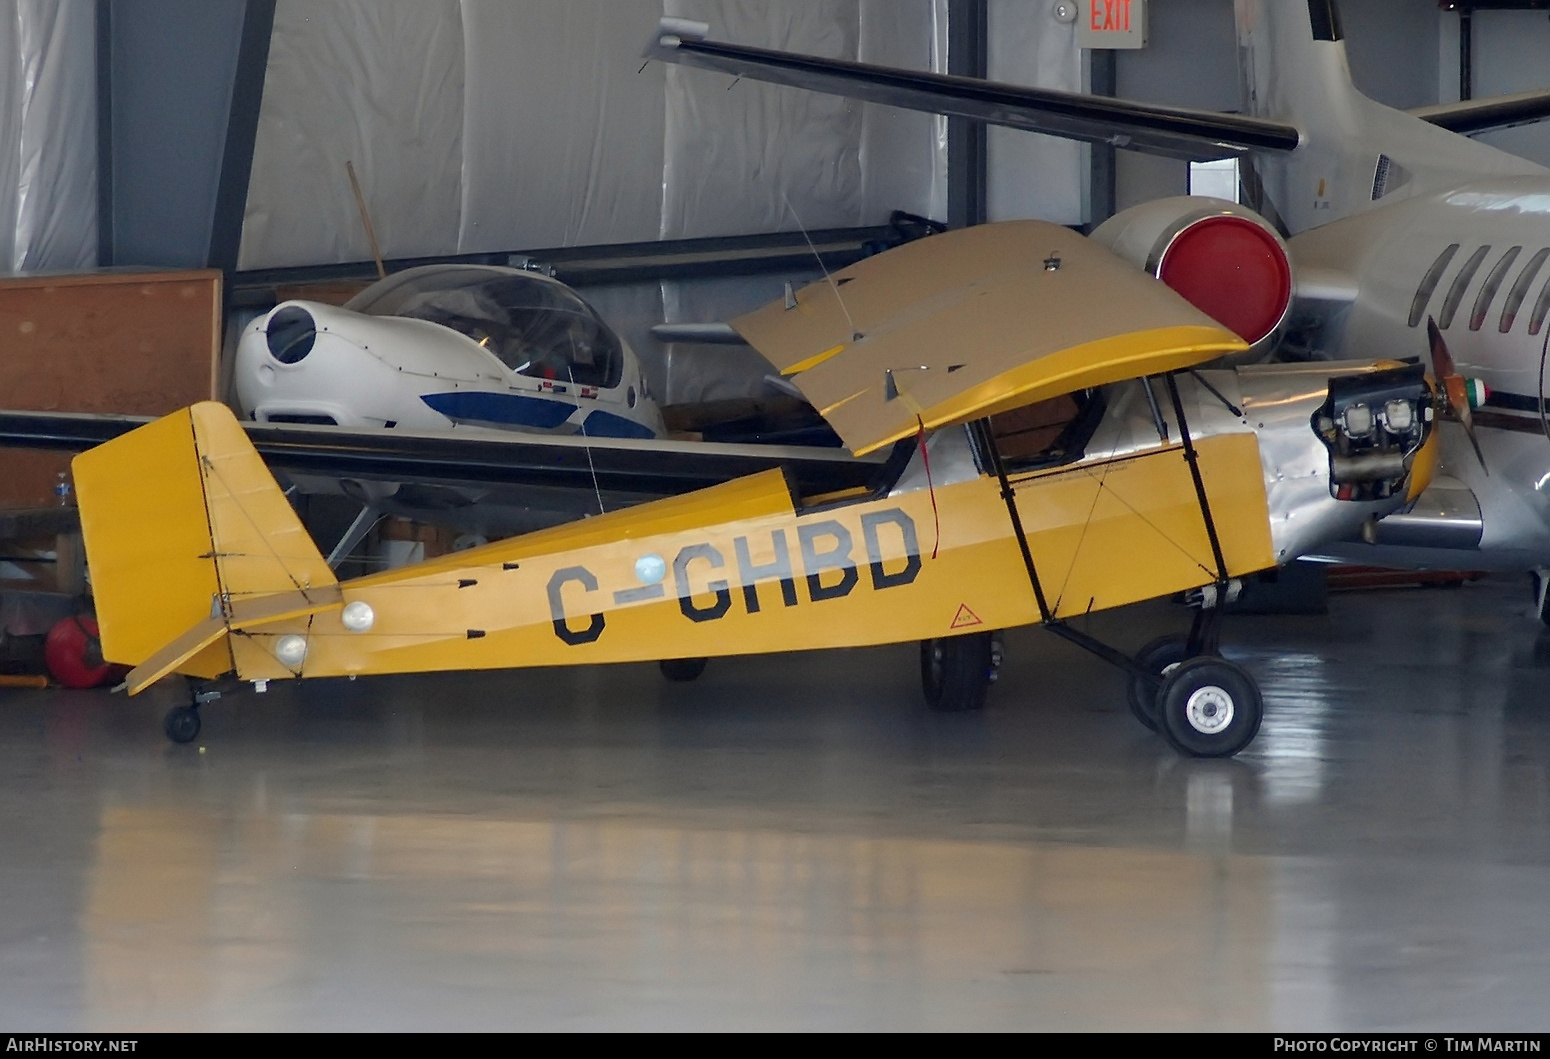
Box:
1090;196;1293;360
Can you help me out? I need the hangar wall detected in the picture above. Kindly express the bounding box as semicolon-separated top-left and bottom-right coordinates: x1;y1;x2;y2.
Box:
0;0;96;272
1440;8;1550;169
239;0;958;270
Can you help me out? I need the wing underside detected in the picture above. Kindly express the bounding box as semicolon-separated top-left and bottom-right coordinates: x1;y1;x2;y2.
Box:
644;20;1300;161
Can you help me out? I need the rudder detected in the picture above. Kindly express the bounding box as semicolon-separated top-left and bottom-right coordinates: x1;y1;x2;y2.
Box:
73;402;337;682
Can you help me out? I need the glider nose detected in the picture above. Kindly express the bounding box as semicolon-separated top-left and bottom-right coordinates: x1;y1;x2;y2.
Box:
265;304;317;364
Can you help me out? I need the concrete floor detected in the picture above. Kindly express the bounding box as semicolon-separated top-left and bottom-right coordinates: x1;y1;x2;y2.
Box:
2;576;1549;1031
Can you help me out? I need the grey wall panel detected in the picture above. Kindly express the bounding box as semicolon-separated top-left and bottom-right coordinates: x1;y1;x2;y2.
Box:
1441;9;1550;169
858;0;946;225
1342;0;1437;111
984;0;1082;224
1113;0;1236;212
109;0;246;268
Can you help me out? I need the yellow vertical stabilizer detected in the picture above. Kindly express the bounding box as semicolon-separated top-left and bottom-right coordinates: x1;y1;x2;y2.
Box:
73;402;339;686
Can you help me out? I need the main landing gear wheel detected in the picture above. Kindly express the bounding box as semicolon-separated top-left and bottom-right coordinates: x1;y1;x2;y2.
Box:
920;632;1001;713
1127;635;1192;733
659;657;708;682
163;706;201;744
1156;657;1263;758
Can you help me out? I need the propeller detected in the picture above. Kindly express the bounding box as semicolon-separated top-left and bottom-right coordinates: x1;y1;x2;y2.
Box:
1426;317;1489;476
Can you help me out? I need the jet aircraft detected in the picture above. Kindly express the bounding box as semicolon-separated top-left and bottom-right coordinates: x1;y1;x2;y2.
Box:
644;0;1550;620
70;219;1439;759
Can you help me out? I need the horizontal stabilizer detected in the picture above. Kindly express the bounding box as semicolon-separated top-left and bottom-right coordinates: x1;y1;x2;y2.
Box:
1411;90;1550;136
644;20;1300;160
123;618;230;696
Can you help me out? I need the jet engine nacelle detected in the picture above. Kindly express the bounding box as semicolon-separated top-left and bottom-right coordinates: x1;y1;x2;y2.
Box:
1090;196;1293;361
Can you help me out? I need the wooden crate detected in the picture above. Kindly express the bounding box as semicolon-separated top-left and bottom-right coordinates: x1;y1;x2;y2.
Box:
0;269;222;507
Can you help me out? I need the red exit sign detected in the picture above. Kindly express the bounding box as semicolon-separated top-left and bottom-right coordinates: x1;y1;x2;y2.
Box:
1075;0;1148;49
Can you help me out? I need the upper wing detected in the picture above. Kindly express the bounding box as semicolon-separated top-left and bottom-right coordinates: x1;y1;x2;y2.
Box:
0;411;883;502
1410;90;1550;136
644;18;1300;161
732;220;1247;456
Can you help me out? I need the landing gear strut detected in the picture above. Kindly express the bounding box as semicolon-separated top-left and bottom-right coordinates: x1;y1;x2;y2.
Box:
163;682;222;744
971;373;1267;759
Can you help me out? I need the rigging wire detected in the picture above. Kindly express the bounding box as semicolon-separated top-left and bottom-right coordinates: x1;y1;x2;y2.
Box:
782;192;860;341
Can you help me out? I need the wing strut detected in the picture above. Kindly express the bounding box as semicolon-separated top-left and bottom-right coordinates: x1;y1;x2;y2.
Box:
973;370;1238;678
1164;374;1231;585
970;417;1155;681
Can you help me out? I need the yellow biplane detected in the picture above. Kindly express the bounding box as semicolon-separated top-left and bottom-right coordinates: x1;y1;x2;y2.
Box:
72;220;1440;757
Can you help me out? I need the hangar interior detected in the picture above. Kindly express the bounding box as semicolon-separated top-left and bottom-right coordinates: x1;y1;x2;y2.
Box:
2;0;1550;1032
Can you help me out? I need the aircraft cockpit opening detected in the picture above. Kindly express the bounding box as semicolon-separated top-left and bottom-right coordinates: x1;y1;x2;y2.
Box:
346;266;627;390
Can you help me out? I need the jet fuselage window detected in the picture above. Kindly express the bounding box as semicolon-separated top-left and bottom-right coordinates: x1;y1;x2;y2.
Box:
1499;247;1549;333
1470;245;1520;331
1529;267;1550;336
1409;244;1459;327
1439;245;1491;329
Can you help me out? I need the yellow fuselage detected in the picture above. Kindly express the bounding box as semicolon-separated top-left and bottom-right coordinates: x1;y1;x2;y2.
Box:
224;433;1273;683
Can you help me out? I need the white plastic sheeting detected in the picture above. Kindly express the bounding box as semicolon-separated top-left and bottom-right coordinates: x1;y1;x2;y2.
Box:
0;0;96;273
241;1;467;269
240;0;961;269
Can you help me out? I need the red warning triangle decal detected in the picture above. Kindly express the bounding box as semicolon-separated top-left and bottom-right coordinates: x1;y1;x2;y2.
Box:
950;604;983;629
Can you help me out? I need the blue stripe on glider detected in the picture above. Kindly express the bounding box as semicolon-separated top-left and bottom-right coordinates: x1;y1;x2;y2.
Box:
582;410;657;439
420;391;577;429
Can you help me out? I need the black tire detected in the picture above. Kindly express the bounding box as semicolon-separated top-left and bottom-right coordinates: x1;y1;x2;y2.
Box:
1156;657;1263;758
163;706;201;745
659;657;708;682
1127;635;1191;732
920;632;996;712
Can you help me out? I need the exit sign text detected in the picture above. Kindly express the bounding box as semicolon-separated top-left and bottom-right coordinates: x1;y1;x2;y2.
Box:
1076;0;1148;49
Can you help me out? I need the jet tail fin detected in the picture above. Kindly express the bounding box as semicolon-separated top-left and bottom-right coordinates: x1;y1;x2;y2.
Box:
73;402;339;691
1235;0;1545;233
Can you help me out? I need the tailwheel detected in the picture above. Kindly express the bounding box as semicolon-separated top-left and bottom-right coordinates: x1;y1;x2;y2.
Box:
163;706;201;744
1127;635;1192;732
1156;657;1263;758
920;632;1001;713
659;657;708;682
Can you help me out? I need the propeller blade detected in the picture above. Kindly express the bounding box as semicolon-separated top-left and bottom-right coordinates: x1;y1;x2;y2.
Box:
1425;317;1489;475
1456;397;1490;476
1427;317;1457;380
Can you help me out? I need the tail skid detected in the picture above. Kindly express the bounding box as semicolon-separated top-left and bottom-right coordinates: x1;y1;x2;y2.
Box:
73;402;340;693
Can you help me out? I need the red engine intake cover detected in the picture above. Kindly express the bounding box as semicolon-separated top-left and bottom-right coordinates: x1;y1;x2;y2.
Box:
44;615;114;689
1156;215;1293;345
